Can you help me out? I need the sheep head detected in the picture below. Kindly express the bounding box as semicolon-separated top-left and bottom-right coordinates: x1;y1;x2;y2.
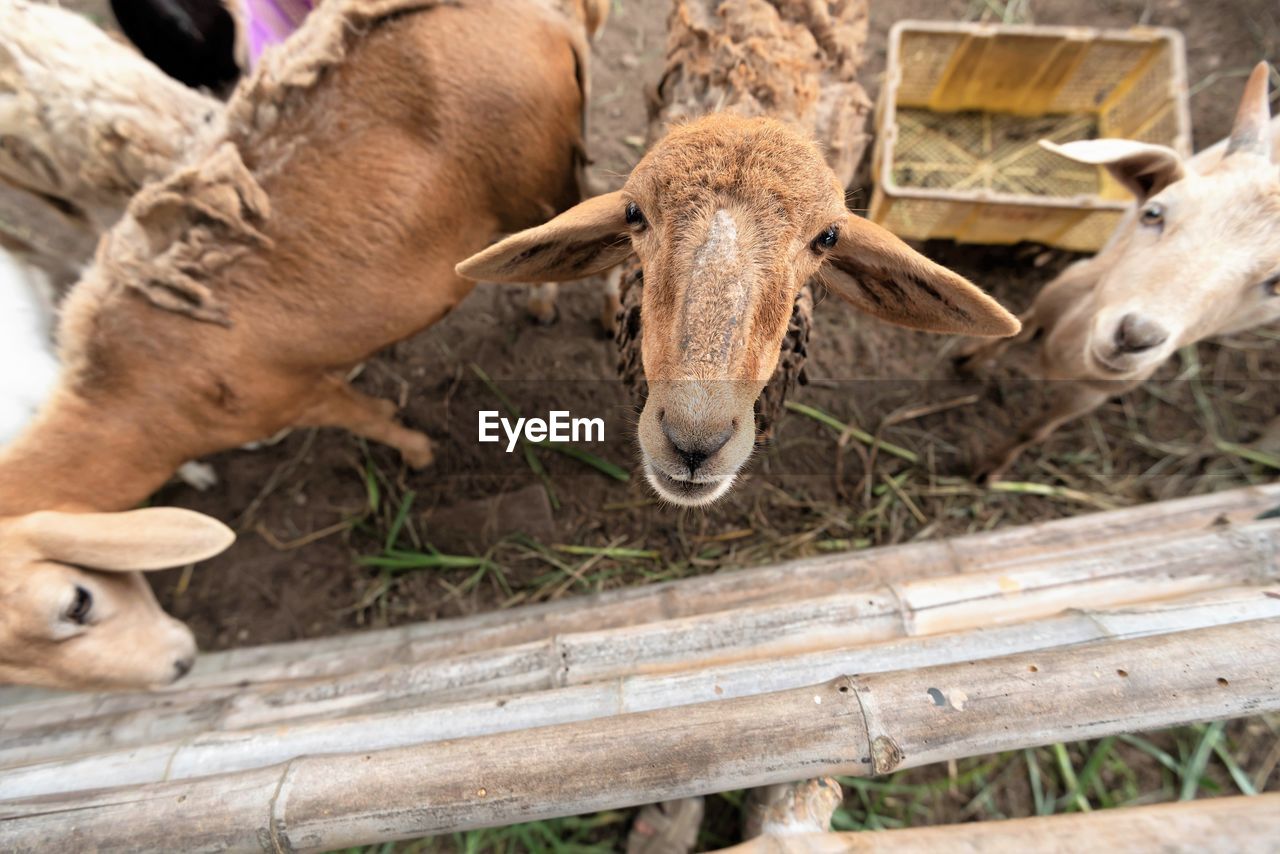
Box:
0;507;233;690
458;115;1019;506
1039;61;1280;381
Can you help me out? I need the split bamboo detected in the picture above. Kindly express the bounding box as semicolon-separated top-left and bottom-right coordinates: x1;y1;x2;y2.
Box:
1;514;1275;768
4;480;1268;717
3;587;1274;798
181;480;1278;686
1;618;1275;852
714;793;1280;853
2;481;1271;734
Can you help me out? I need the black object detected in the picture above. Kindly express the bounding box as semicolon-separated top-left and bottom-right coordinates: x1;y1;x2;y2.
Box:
109;0;240;91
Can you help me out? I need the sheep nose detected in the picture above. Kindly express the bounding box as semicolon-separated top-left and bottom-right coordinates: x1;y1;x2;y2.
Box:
173;656;194;680
1114;313;1168;354
660;414;733;475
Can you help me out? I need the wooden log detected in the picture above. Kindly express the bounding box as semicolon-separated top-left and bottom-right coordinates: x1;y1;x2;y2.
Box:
1;517;1276;768
2;483;1273;715
714;793;1280;853
0;0;219;277
0;588;1275;799
0;618;1276;852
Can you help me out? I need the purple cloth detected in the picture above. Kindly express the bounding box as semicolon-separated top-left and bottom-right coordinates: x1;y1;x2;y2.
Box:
243;0;315;67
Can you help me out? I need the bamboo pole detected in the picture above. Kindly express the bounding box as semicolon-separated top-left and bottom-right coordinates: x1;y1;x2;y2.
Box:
2;518;1275;768
2;484;1275;724
182;482;1280;686
714;793;1280;853
0;618;1276;852
3;481;1267;718
2;483;1271;727
3;587;1274;799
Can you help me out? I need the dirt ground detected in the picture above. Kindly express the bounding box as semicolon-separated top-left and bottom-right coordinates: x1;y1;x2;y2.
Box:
53;0;1280;844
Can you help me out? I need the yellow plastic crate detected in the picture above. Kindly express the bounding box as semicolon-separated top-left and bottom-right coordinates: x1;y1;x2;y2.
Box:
868;21;1191;252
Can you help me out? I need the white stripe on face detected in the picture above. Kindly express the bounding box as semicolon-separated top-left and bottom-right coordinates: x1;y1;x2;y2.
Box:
692;209;739;276
680;209;750;365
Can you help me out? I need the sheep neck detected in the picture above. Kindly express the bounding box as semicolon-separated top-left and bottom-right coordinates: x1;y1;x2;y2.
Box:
0;391;183;515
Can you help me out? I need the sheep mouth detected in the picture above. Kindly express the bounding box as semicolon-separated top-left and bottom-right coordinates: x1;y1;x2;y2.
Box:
643;462;736;507
1089;345;1145;376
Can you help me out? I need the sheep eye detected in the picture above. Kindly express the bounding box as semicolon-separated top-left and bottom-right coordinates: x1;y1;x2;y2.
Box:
1264;274;1280;297
811;225;840;253
66;585;93;625
624;201;646;230
1139;202;1164;228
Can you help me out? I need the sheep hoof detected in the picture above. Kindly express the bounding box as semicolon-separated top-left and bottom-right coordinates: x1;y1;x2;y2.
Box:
973;461;1005;487
400;433;435;469
597;312;617;338
599;298;621;337
177;461;219;491
528;303;559;326
526;283;559;325
952;352;984;379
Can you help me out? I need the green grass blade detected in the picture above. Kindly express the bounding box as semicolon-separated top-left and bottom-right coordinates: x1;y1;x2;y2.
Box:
536;441;631;482
1213;739;1259;796
1024;748;1049;816
830;806;859;831
785;400;919;463
385;545;441;558
989;480;1119;510
1074;736;1117;809
1053;743;1091;812
384;490;416;552
1214;440;1280;470
816;538;872;552
363;460;380;514
1180;721;1225;800
469;362;523;418
552;544;659;560
1117;734;1181;774
523;442;561;510
469;363;559;505
357;552;493;571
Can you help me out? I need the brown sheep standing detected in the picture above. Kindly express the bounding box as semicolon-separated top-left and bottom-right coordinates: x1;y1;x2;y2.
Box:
0;0;606;691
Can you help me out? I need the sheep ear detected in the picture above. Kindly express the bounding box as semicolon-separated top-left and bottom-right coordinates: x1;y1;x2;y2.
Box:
1040;139;1185;202
456;191;632;283
20;508;235;572
820;214;1020;337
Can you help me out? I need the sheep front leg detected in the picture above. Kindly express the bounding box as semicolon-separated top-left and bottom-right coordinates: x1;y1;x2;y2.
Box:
526;269;623;332
975;381;1120;485
599;265;623;334
953;306;1039;377
526;282;559;325
300;377;434;468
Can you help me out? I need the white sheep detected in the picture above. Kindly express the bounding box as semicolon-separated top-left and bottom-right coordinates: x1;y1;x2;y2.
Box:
958;62;1280;482
0;248;59;447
